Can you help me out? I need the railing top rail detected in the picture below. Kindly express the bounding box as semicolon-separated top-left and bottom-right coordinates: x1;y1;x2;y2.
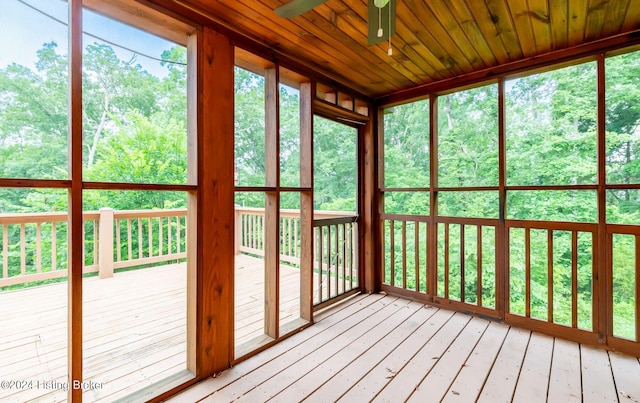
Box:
505;219;598;232
113;208;187;219
313;215;359;227
0;208;191;225
235;206;357;219
0;211;69;224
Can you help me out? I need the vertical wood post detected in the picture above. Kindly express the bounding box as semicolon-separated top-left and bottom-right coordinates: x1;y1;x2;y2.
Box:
186;31;198;374
264;67;280;339
428;95;439;299
196;27;235;375
596;54;609;343
497;79;507;318
68;0;84;400
362;106;378;293
98;208;114;279
300;81;314;321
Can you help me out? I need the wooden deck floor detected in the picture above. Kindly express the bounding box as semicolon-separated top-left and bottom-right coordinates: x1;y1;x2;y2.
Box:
170;293;640;403
0;254;302;402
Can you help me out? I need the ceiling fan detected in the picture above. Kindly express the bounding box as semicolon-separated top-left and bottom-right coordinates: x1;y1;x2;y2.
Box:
274;0;396;50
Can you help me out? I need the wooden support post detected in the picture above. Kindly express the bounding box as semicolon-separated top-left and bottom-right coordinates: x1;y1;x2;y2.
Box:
497;79;507;319
98;208;114;279
68;0;83;400
186;31;198;374
596;54;609;343
428;95;438;299
196;27;235;375
300;81;314;321
362;106;379;293
264;67;280;339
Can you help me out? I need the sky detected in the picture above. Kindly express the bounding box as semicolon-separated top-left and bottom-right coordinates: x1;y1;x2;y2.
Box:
0;0;181;77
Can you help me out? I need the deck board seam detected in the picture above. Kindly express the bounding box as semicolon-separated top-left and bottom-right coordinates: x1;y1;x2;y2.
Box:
367;312;468;402
301;304;441;401
231;297;407;401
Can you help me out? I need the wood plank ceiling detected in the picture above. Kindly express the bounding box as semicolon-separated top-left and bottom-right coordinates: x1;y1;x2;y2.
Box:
173;0;640;100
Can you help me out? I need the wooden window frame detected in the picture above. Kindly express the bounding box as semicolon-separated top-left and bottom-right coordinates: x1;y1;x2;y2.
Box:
65;1;205;400
376;45;640;358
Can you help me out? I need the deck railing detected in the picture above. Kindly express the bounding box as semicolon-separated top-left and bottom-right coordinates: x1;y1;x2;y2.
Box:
235;207;359;306
0;207;359;301
0;208;187;287
381;212;640;355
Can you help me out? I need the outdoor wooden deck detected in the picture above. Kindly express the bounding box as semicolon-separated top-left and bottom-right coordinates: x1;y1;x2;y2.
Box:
170;293;640;403
0;254;302;402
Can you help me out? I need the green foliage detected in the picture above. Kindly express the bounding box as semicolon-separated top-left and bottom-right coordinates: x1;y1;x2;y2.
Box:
382;52;640;338
2;36;640;339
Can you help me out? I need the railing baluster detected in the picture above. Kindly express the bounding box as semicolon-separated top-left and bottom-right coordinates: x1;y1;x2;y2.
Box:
477;225;482;306
240;214;249;247
176;216;181;254
572;230;578;328
158;216;163;256
415;221;419;292
444;223;449;299
168;216;173;255
334;224;339;296
20;223;26;276
460;224;465;303
352;222;356;288
402;220;407;289
425;222;429;293
318;226;323;303
116;219;121;262
51;222;57;271
548;229;554;323
294;217;298;258
138;218;143;259
252;213;255;250
525;227;531;317
127;218;133;261
3;225;8;278
390;220;395;287
327;225;332;300
93;220;99;266
288;218;293;257
635;235;640;341
36;223;42;273
148;217;153;257
342;223;346;294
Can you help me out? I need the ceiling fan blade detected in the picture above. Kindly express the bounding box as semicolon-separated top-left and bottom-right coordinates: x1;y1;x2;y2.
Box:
275;0;329;18
368;0;396;45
